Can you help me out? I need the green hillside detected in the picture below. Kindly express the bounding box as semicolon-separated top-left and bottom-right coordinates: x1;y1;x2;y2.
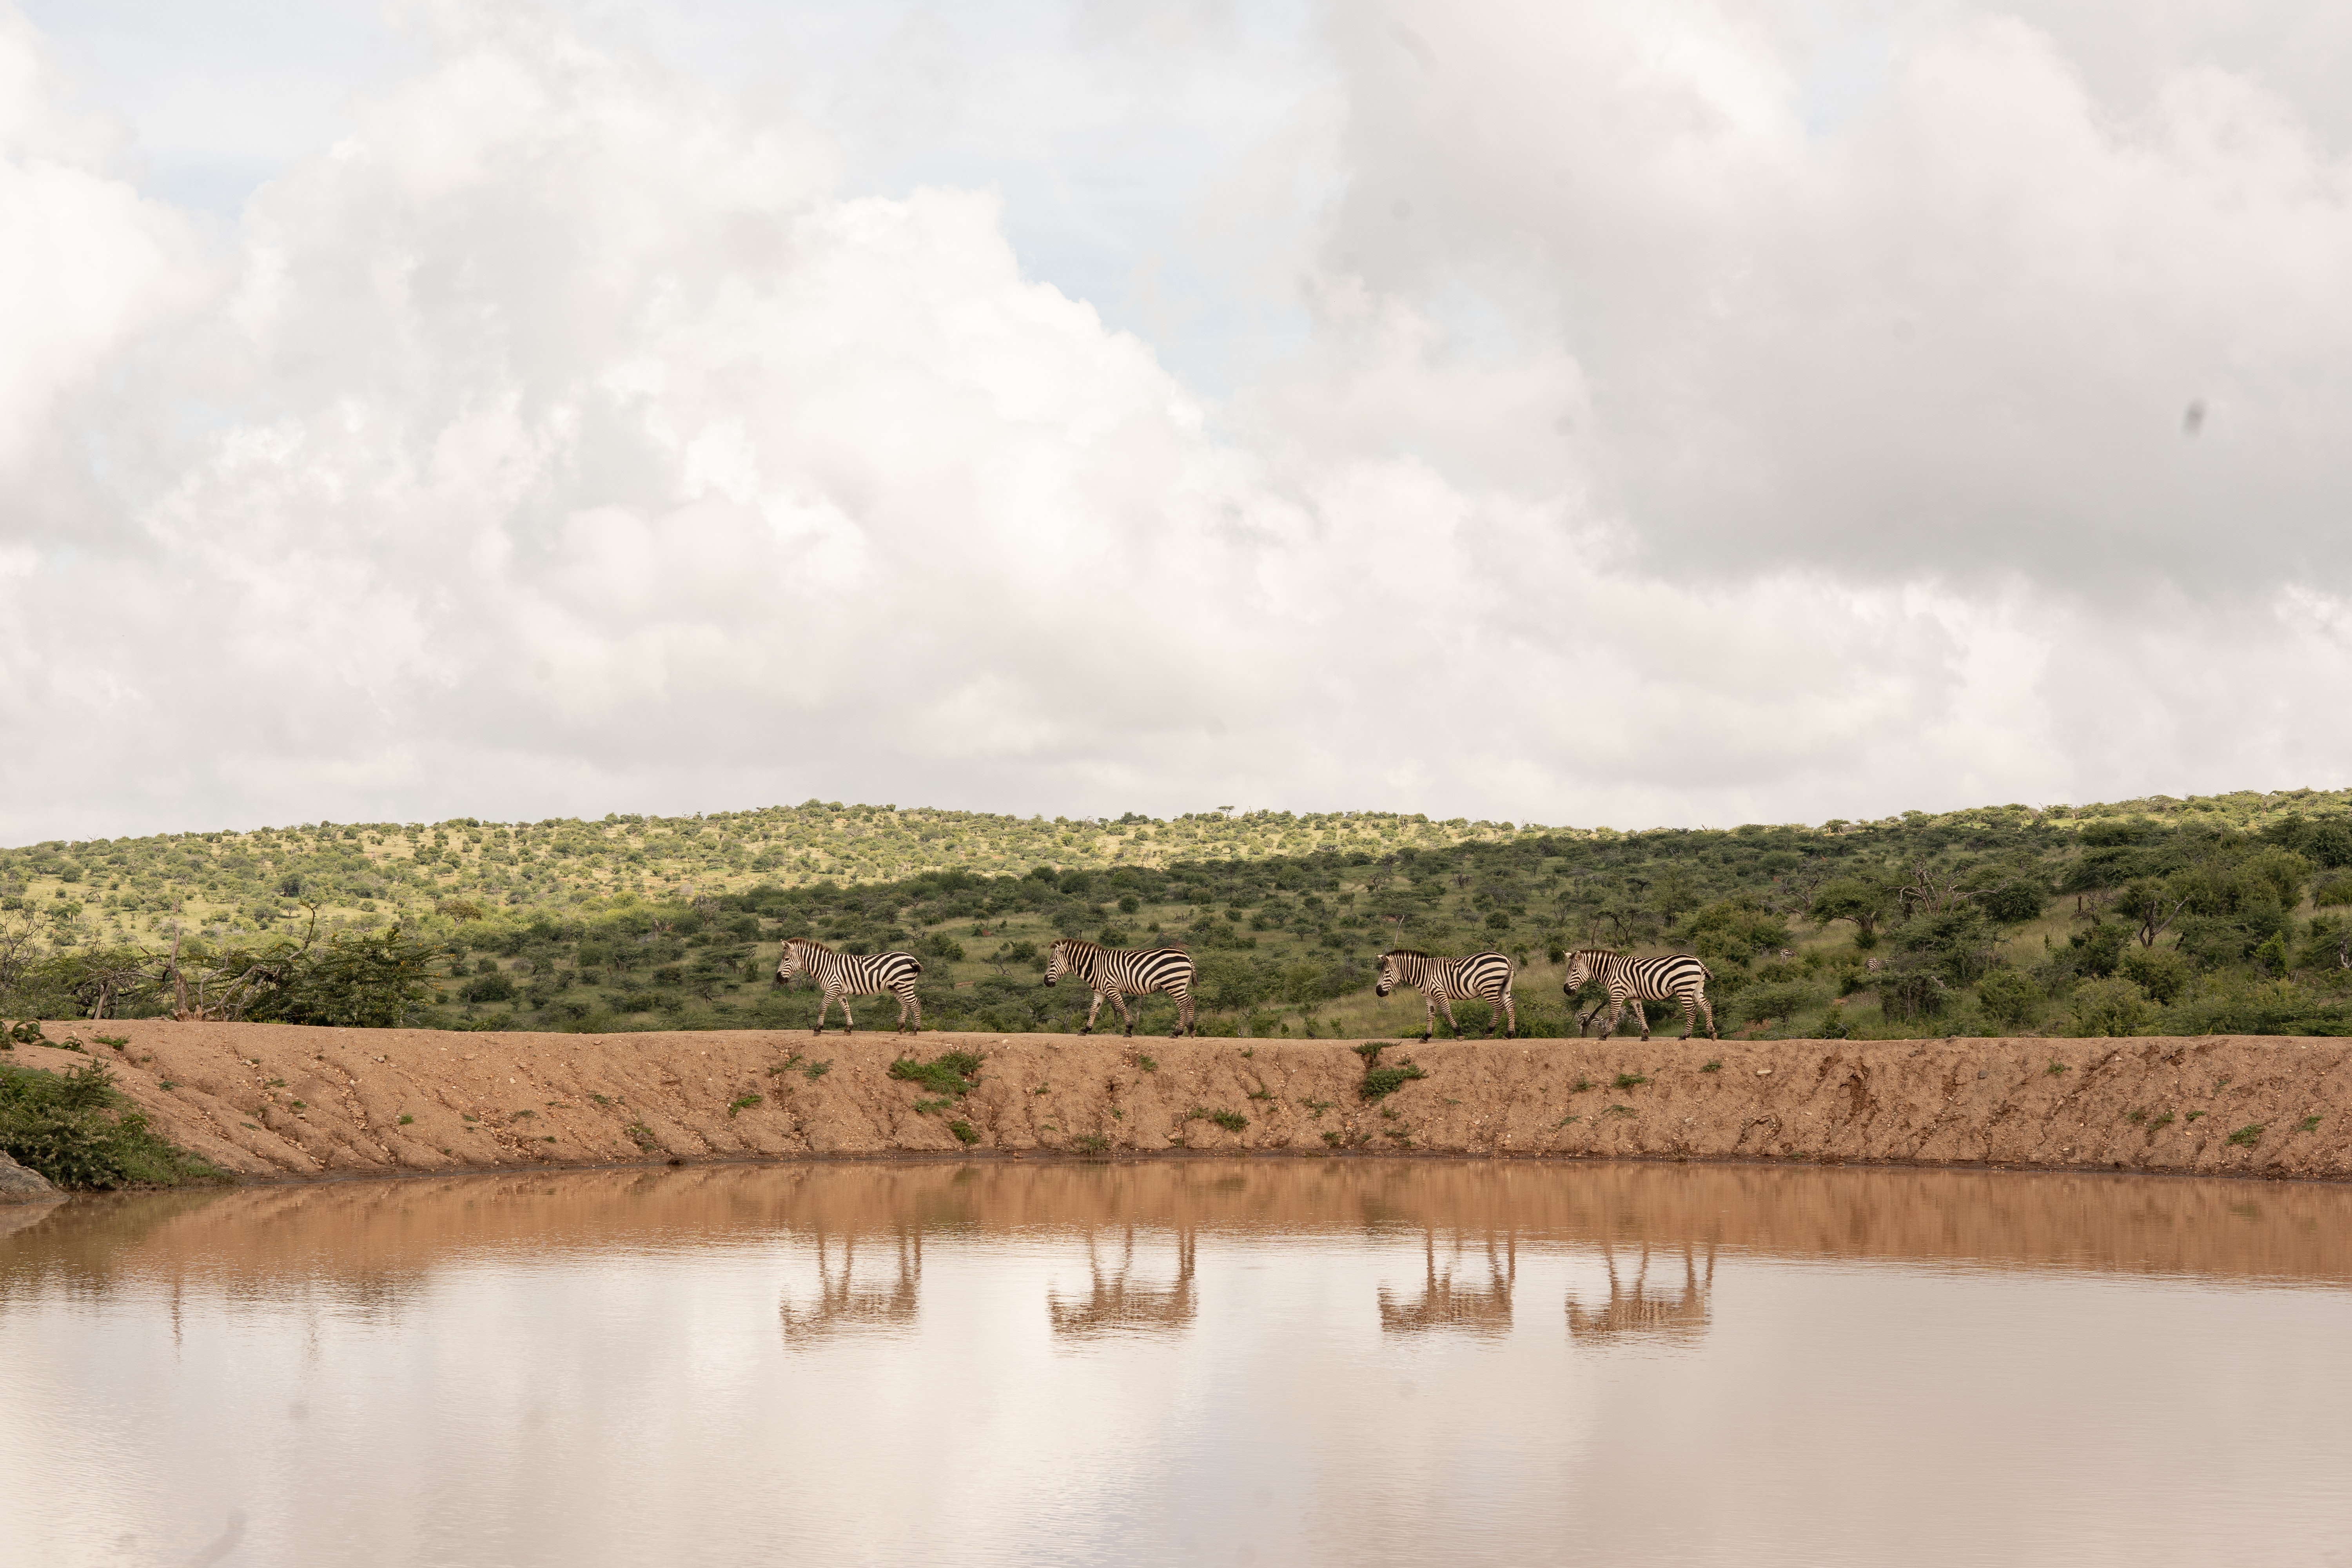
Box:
4;788;2350;1040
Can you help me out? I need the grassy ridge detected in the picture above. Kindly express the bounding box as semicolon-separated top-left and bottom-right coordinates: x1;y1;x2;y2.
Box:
4;787;2351;1039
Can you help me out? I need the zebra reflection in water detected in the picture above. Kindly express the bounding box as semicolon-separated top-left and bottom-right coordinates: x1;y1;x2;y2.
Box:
779;1228;923;1344
1564;1239;1716;1343
1048;1227;1198;1339
1378;1230;1517;1336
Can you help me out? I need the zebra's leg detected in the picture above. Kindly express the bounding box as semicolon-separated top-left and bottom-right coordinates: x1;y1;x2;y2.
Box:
1107;990;1136;1037
1437;994;1462;1040
1630;998;1649;1042
1678;990;1698;1041
840;995;858;1034
1082;990;1106;1035
1499;988;1517;1040
1597;997;1622;1040
1420;993;1437;1043
1173;987;1194;1038
1698;989;1718;1041
813;989;831;1034
900;983;920;1034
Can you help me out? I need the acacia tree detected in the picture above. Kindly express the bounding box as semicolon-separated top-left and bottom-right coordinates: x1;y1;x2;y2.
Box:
2118;878;2191;949
1808;878;1889;941
1653;870;1696;929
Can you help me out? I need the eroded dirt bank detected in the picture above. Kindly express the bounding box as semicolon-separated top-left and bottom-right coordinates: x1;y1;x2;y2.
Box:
9;1020;2352;1183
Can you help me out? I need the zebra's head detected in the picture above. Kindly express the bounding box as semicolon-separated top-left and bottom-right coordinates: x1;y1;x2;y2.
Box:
1374;951;1403;997
774;939;815;986
1561;949;1601;993
1042;939;1073;986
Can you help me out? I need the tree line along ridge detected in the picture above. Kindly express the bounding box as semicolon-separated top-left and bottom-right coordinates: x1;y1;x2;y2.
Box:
1;788;2348;1041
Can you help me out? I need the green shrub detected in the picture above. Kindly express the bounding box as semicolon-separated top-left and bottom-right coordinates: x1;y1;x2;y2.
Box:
2166;978;2352;1036
1977;970;2040;1028
1739;983;1817;1028
2067;921;2130;978
2119;946;2192;1005
0;1061;221;1190
1981;882;2046;924
888;1050;985;1097
2069;977;2154;1037
1357;1043;1429;1100
1686;898;1791;971
461;972;517;1004
1878;964;1946;1022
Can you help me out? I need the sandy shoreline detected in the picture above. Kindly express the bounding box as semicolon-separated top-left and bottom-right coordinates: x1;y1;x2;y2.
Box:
3;1019;2348;1185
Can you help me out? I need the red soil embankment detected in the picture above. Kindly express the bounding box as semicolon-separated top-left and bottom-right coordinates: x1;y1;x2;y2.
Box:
8;1020;2352;1182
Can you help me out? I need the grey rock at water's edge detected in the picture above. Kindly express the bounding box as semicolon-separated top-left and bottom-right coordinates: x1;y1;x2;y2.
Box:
0;1147;59;1201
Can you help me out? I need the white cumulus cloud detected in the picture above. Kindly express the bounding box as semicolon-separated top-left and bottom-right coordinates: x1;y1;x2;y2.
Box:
2;1;2348;841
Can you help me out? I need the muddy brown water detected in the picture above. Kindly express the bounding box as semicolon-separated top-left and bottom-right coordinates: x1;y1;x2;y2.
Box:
5;1160;2350;1567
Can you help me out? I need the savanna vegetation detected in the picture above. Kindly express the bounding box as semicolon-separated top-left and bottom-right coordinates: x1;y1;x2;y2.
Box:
4;789;2350;1040
0;1038;223;1189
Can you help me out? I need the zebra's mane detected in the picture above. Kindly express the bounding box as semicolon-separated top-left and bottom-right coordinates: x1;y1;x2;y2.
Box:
1380;949;1431;958
783;936;834;951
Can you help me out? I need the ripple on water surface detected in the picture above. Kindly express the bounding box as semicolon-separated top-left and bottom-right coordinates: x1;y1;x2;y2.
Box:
5;1159;2351;1568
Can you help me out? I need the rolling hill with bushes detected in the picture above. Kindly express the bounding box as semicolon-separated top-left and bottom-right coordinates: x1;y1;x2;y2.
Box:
4;788;2349;1040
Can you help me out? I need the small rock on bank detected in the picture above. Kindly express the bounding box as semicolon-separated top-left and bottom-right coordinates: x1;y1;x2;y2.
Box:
0;1148;58;1202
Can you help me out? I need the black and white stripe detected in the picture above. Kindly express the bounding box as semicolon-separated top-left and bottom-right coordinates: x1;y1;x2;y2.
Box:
774;938;923;1034
1044;939;1197;1037
1561;949;1717;1041
1374;949;1517;1041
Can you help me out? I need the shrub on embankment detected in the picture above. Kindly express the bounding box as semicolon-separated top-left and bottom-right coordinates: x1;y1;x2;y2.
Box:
0;1059;223;1190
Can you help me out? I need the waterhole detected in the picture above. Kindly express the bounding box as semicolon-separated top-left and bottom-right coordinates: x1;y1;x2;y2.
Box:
5;1159;2350;1566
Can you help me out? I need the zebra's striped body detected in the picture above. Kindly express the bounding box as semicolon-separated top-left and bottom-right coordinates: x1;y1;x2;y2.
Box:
1044;939;1197;1037
1561;949;1716;1041
1374;950;1517;1041
774;938;923;1034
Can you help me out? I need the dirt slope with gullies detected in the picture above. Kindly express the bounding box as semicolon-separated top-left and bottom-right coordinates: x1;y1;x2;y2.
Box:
7;1020;2352;1183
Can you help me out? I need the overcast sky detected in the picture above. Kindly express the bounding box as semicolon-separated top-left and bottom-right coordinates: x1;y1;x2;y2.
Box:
3;0;2348;842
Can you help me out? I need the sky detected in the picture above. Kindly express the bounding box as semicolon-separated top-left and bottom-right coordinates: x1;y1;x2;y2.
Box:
3;0;2349;841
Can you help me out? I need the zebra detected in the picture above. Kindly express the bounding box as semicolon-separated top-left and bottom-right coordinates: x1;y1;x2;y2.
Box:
773;937;922;1034
1043;939;1197;1037
1561;948;1716;1041
1374;950;1517;1041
